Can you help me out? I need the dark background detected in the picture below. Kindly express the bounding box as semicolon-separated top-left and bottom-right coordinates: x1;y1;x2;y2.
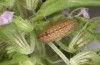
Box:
89;6;100;17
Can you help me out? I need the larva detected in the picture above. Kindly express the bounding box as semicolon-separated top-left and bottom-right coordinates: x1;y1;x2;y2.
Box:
38;19;76;43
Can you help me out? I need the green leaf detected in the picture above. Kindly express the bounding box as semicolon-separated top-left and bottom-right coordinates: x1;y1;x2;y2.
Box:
36;0;100;17
0;0;15;7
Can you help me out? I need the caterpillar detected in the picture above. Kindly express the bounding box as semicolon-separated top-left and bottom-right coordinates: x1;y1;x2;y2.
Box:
38;19;76;43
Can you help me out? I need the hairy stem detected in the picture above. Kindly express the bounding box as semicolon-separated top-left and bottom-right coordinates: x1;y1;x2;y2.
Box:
48;43;71;65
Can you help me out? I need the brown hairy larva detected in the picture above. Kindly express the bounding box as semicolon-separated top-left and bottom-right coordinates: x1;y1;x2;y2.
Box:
38;19;76;43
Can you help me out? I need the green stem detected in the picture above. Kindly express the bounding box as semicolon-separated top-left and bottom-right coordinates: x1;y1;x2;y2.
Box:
16;0;24;17
48;43;71;65
55;40;69;52
46;57;63;64
30;16;43;24
34;39;46;56
29;32;36;53
68;7;88;17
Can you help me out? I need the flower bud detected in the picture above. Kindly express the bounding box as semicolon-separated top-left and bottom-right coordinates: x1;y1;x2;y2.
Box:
68;30;94;53
70;50;100;65
13;16;33;33
0;11;14;26
0;24;33;54
25;0;41;10
77;8;90;18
